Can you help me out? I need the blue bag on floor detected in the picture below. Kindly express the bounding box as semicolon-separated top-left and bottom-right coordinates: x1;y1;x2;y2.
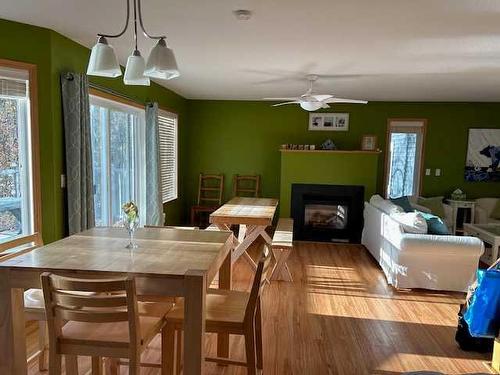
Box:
463;266;500;338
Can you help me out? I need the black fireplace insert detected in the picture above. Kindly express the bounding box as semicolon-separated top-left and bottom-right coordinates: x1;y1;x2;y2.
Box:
291;184;364;243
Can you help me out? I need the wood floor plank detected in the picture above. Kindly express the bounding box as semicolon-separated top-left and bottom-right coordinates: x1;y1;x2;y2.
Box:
26;241;489;374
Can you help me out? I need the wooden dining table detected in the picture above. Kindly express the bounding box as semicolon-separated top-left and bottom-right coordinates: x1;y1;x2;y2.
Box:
210;197;278;269
0;227;234;375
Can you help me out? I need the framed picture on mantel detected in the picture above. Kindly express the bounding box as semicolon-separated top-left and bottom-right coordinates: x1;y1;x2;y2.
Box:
309;113;349;131
361;135;378;151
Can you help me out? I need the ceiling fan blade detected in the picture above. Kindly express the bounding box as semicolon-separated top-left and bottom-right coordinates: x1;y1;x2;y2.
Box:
321;102;331;109
263;97;299;101
312;94;333;101
272;101;301;107
324;97;368;104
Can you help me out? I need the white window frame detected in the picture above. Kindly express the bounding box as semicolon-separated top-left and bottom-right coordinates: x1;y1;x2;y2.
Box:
89;93;146;226
0;59;42;255
158;108;178;203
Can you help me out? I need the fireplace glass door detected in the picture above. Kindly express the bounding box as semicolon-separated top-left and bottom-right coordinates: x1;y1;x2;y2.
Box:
304;204;348;230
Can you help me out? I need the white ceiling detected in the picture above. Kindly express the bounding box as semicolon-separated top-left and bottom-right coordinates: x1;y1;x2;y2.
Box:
3;0;500;101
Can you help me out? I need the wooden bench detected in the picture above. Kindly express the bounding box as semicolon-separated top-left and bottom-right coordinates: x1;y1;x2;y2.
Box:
270;218;294;282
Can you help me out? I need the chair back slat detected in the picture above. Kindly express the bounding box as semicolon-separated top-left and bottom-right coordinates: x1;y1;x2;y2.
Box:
53;292;127;308
49;275;129;292
244;246;271;324
56;308;129;323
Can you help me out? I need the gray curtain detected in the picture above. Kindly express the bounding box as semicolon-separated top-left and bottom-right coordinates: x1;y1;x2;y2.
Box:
145;102;164;225
61;72;95;234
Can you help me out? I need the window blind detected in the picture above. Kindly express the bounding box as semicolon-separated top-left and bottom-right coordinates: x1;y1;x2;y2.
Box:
158;109;178;203
0;67;29;98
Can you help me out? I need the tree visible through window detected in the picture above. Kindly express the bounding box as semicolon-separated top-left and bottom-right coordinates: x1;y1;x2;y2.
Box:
0;64;38;246
385;120;425;199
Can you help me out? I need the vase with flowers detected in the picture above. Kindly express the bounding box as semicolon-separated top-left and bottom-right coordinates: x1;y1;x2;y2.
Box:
122;201;139;249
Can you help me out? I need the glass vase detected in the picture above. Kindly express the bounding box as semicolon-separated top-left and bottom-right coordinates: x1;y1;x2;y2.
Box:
124;217;139;249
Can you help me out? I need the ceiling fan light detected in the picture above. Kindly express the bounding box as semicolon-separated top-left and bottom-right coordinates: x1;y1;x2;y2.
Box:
300;101;323;111
144;39;180;80
124;50;150;86
86;36;122;78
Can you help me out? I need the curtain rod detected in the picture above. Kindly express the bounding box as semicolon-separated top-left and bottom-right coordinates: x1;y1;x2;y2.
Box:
88;82;153;107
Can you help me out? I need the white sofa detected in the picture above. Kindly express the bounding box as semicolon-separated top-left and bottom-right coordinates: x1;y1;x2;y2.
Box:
362;196;484;292
474;198;500;224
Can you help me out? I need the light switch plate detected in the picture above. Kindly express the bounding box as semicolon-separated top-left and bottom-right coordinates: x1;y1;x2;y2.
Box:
425;168;431;176
435;169;441;176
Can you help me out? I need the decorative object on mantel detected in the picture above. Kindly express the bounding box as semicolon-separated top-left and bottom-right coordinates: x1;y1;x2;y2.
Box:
321;139;337;150
465;128;500;182
86;0;179;86
451;188;466;201
263;75;368;111
281;144;316;150
309;113;349;131
361;135;378;151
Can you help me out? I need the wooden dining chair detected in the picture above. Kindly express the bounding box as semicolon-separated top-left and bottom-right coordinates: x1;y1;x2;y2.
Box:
190;173;224;228
163;247;271;375
41;273;172;375
232;174;261;198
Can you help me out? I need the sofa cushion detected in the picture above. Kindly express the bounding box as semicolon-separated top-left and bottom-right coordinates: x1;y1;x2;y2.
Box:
490;199;500;220
419;212;450;235
417;196;446;218
390;196;414;213
391;212;428;234
370;195;404;215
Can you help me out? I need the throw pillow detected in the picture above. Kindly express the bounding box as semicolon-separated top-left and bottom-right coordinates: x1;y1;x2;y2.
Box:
419;212;450;235
391;212;428;234
370;195;404;215
417;196;446;218
490;199;500;220
390;196;414;213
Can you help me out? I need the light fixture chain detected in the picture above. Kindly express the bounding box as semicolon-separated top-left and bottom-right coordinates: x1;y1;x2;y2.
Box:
98;0;130;39
133;0;138;51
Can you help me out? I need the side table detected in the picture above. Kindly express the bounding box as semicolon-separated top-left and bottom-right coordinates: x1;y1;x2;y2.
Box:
446;199;476;235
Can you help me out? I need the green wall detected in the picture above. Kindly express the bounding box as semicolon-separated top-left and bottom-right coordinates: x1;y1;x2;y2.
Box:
0;19;188;244
279;152;380;217
184;100;500;218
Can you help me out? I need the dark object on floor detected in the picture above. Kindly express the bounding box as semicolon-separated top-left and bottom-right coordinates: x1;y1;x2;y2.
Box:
455;304;494;353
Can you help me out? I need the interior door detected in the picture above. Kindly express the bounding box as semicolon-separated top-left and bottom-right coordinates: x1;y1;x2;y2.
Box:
385;119;426;199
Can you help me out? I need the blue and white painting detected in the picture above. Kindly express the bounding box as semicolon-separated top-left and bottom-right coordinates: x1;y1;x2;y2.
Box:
465;128;500;182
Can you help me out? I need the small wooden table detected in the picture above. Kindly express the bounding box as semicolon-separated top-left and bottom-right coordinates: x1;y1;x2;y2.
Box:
0;227;233;375
210;197;278;269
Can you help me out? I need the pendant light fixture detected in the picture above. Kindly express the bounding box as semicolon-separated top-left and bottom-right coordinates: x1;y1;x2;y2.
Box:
87;0;179;85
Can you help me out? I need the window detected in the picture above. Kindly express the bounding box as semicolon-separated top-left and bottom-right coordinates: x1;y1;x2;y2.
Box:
0;61;41;248
90;93;146;226
385;119;426;198
158;109;178;203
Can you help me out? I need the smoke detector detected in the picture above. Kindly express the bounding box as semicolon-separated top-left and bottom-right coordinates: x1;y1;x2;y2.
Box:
233;9;252;20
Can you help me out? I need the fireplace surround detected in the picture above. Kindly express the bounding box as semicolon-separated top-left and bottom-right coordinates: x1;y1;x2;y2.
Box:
291;183;364;243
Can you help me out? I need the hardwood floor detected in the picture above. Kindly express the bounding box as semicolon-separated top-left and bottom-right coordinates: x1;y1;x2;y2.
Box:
27;241;490;374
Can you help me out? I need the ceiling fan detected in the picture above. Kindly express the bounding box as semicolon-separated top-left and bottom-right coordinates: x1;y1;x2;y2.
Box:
263;75;368;111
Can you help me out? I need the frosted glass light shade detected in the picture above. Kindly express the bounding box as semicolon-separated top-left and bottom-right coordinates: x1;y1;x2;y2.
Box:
145;39;180;80
300;101;323;111
123;50;150;86
87;37;122;77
